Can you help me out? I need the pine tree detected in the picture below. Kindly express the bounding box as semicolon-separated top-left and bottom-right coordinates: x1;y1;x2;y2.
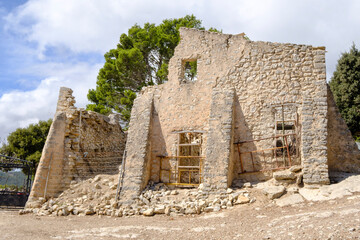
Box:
330;44;360;140
87;15;219;126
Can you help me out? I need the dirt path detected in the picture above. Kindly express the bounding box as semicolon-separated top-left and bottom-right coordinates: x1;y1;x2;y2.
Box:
1;193;360;240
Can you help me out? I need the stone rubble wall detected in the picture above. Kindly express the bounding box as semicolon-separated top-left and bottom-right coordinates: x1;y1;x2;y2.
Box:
122;27;360;196
119;92;153;204
327;85;360;173
26;112;67;207
210;36;329;184
26;87;125;207
203;88;236;191
23;28;360;213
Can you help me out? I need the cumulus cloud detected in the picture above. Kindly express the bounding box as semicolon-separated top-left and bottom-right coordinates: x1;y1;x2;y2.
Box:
6;0;360;73
4;0;197;58
0;62;101;140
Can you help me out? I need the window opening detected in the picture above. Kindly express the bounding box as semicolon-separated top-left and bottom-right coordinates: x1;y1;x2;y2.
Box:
183;60;197;82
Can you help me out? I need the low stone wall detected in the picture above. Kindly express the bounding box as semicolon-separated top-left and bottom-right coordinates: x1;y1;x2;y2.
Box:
26;87;126;207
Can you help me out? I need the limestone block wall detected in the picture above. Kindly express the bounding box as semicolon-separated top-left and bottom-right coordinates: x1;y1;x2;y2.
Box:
65;109;125;179
119;92;153;204
174;28;330;185
327;85;360;173
27;87;125;206
120;27;360;199
209;33;329;184
26;112;67;207
203;88;236;190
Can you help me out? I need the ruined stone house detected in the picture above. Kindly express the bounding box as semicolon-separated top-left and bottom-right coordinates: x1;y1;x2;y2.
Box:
26;87;126;206
26;28;360;207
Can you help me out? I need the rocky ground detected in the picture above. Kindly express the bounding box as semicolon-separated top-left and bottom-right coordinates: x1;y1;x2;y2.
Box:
1;186;360;239
23;166;306;217
23;174;257;217
2;171;360;239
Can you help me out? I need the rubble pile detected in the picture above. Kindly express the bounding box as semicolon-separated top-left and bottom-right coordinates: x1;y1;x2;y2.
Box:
21;166;305;217
21;174;255;217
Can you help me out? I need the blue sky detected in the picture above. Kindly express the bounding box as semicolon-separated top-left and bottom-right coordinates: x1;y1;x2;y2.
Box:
0;0;360;141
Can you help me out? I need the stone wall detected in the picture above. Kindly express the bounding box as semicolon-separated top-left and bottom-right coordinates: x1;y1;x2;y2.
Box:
118;28;359;202
203;88;236;191
27;87;125;206
119;92;153;204
327;85;360;174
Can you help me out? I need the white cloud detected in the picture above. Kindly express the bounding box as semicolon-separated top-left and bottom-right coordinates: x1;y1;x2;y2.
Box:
2;0;360;141
7;0;359;76
4;0;196;58
0;62;101;140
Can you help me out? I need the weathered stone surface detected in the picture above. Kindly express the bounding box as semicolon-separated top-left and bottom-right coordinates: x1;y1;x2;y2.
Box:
273;170;297;180
243;183;252;188
299;175;360;201
154;205;165;214
275;194;304;207
289;165;302;173
262;186;286;200
204;88;235;189
327;86;360;173
143;208;155;216
27;87;126;207
118;92;153;205
26;28;360;214
235;195;250;204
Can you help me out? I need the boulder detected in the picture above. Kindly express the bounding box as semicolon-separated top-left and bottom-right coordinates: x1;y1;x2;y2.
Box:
273;170;296;180
164;206;171;215
229;192;241;202
185;208;197;214
143;208;155;216
243;182;252;188
213;205;221;212
275;194;304;207
262;185;286;200
289;165;302;173
84;208;95;215
235;195;250;204
171;190;179;195
204;207;214;212
154;205;165;214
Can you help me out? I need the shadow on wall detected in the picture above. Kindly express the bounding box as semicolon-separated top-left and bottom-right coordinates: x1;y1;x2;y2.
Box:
327;84;360;174
149;107;167;183
232;95;267;182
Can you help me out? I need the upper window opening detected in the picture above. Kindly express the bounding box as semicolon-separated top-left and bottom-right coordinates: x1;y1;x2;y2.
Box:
183;60;197;82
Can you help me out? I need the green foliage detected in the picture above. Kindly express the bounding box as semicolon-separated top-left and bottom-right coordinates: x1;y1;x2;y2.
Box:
0;119;52;175
119;90;137;125
87;15;219;125
0;171;27;188
330;43;360;139
184;61;198;81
